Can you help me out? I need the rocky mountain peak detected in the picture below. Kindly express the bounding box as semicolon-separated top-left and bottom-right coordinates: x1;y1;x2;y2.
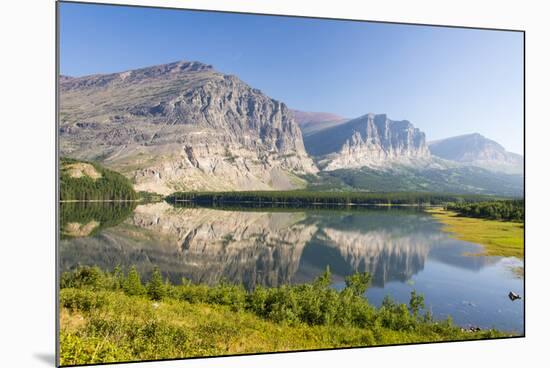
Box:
303;112;430;170
61;60;216;91
117;60;214;77
59;60;317;194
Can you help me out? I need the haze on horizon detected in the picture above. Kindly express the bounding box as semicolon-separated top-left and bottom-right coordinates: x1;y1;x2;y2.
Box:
59;3;524;154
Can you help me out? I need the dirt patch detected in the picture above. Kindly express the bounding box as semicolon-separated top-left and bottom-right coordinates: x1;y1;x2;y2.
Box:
62;220;100;237
60;309;86;332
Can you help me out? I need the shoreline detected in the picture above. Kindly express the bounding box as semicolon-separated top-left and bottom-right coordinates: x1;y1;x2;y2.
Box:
60;199;145;203
427;208;524;259
171;198;438;207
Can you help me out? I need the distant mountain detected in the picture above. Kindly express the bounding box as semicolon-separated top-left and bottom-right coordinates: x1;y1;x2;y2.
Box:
291;110;349;136
307;164;523;197
60;60;317;194
299;112;522;196
59;59;523;197
303;113;430;170
428;133;523;174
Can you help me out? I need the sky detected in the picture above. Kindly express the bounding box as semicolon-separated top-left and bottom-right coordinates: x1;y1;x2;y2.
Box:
59;2;524;154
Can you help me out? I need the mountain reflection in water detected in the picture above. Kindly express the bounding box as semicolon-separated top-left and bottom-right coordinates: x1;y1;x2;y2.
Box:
60;202;497;289
60;202;524;332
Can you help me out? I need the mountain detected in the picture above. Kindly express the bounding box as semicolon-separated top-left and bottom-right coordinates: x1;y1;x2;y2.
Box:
298;112;522;196
59;60;523;197
290;109;348;136
307;164;523;196
428;133;523;174
60;60;317;194
303;113;430;170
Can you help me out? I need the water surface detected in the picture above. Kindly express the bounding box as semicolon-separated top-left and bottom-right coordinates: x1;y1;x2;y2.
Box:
60;202;524;333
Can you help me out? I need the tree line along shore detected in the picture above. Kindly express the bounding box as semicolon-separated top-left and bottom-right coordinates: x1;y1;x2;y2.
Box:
60;157;523;211
165;190;514;207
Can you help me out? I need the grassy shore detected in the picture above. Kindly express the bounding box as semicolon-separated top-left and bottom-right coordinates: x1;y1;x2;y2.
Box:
59;267;507;366
427;208;524;259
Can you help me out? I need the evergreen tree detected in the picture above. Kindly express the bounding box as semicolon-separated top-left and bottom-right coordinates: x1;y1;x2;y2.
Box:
112;265;124;290
124;266;145;296
147;267;166;301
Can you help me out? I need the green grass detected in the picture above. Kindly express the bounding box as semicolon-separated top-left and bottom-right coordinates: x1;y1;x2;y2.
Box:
59;266;509;366
427;208;524;259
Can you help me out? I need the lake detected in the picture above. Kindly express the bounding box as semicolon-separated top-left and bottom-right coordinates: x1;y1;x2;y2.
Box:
59;201;524;333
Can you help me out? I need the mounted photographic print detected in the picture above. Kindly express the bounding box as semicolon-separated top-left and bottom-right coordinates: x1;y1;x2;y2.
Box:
57;1;525;366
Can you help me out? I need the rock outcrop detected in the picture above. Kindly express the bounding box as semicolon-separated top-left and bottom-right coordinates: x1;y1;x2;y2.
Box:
60;60;317;194
303;113;430;170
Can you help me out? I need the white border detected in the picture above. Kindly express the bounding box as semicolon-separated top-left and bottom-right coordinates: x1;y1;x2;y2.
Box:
1;0;548;367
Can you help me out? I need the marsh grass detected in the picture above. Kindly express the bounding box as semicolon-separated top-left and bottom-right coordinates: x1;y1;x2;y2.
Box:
427;208;524;259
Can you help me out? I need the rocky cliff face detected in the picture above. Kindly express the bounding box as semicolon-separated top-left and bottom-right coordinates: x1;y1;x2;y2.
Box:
428;133;523;174
303;113;430;170
60;60;317;194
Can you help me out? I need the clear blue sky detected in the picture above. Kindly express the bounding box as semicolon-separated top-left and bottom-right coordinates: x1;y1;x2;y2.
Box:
59;2;524;154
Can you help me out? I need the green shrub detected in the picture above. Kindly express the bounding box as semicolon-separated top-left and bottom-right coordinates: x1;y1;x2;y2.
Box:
61;266;108;290
409;290;425;318
60;289;108;312
344;272;372;296
59;266;510;366
206;283;247;311
58;266;487;335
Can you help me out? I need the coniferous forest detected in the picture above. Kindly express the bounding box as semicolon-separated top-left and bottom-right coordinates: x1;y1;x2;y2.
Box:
60;158;137;201
446;200;524;222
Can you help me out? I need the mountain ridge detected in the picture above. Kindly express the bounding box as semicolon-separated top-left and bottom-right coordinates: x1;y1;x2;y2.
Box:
428;133;523;174
303;113;430;170
59;60;317;194
59;59;523;196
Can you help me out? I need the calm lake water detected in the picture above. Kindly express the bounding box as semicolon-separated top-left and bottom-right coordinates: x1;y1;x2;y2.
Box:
60;202;524;333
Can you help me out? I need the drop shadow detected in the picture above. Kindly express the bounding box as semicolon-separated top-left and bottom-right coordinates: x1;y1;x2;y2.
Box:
34;353;56;366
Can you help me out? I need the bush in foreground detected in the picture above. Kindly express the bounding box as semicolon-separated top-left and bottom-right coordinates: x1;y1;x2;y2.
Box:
59;266;507;365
